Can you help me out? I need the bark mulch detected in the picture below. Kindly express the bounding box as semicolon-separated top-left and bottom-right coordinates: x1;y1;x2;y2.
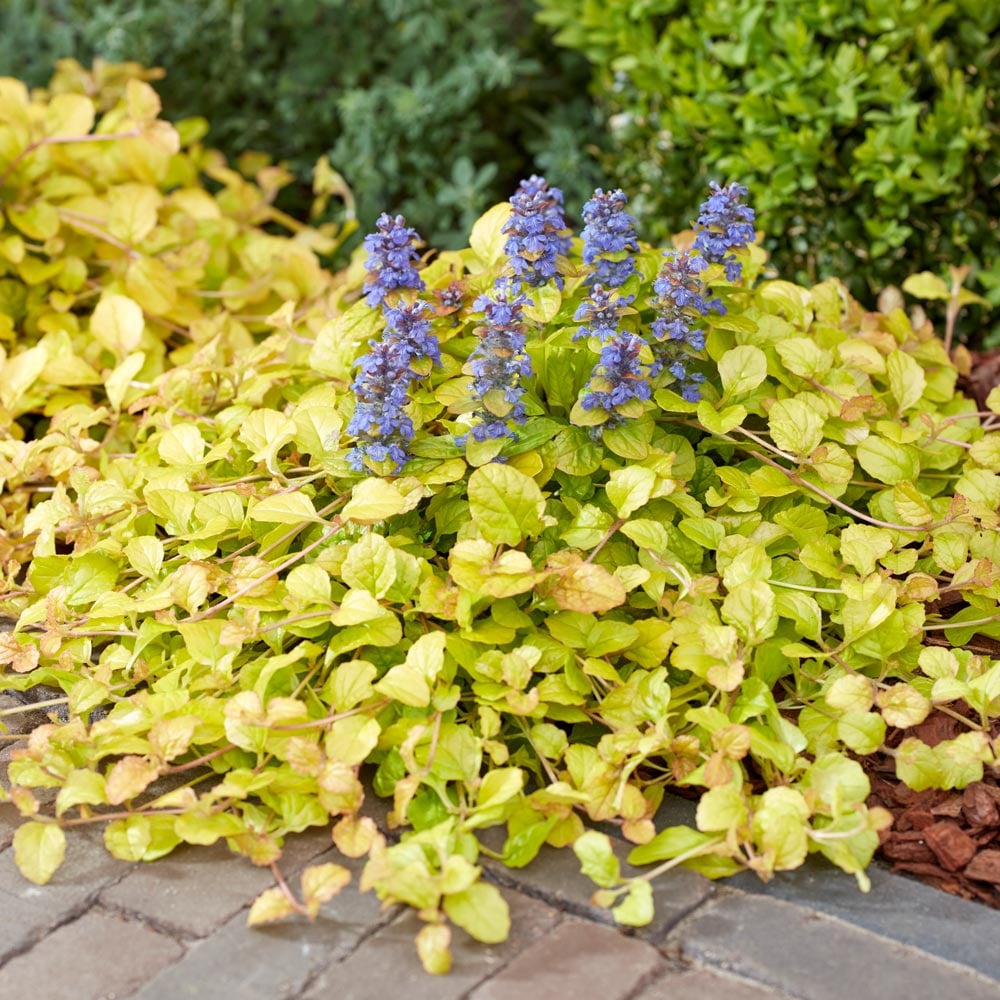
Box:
866;706;1000;908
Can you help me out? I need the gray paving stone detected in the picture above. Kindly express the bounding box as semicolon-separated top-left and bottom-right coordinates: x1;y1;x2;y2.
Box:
301;886;560;1000
101;825;334;938
469;917;666;1000
727;854;1000;984
666;891;1000;1000
481;833;713;941
0;828;130;965
0;909;183;1000
131;854;387;1000
100;842;277;939
0;803;17;852
635;965;795;1000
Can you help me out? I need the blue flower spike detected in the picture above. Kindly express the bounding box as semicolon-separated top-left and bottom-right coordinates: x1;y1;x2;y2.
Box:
581;188;639;289
693;182;756;281
363;212;426;310
502;175;571;290
466;277;532;441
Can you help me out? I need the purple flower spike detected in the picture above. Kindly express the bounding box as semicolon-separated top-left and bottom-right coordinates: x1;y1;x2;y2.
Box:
363;213;425;309
573;285;634;344
693;182;756;281
347;301;440;473
466;278;532;441
650;251;720;351
502;175;570;290
581;188;639;288
580;332;652;418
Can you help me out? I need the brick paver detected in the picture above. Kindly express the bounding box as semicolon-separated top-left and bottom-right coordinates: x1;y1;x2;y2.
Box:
469;918;666;1000
635;967;794;1000
99;827;333;941
0;909;183;1000
131;853;387;1000
666;891;1000;1000
301;887;559;1000
0;827;131;964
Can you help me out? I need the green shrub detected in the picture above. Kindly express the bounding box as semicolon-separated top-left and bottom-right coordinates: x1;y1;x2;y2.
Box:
4;67;1000;973
0;0;603;249
535;0;1000;336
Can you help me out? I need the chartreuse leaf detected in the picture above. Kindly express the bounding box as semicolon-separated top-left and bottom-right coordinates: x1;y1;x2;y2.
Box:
718;345;767;398
606;466;655;518
13;823;66;885
573;830;621;888
768;397;824;455
443;881;511;944
468;464;545;545
343;478;409;524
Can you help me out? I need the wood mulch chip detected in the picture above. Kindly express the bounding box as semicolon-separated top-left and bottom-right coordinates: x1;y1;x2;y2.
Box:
865;704;1000;907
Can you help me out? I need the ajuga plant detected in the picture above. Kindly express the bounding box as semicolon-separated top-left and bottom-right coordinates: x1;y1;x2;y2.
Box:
5;72;1000;976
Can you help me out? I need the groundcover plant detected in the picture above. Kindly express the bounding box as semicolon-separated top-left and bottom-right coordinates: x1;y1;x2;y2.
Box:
2;65;1000;975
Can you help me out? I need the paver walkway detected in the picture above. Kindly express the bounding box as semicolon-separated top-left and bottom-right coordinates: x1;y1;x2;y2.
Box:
2;779;1000;1000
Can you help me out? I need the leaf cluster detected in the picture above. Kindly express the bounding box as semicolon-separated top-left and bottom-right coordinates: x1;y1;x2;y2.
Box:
535;0;1000;340
4;73;1000;972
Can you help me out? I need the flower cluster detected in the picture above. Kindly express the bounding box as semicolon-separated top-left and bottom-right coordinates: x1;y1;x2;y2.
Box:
573;285;634;344
693;182;756;281
347;301;439;472
581;188;639;288
580;332;652;418
466;278;532;441
502;176;570;289
650;251;719;352
363;213;425;309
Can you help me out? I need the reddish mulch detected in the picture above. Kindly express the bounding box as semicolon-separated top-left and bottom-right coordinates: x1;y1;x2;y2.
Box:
865;705;1000;907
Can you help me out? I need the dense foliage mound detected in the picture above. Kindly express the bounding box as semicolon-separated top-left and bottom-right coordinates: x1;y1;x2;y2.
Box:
536;0;1000;332
3;68;1000;974
0;1;601;248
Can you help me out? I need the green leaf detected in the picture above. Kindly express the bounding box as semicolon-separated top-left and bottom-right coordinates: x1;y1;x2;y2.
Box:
90;292;144;355
768;397;824;455
886;350;925;412
469;202;512;265
752;787;810;871
415;923;452;976
902;272;951;301
628;826;717;867
696;784;748;832
718;344;767;397
343;478;409;524
342;533;397;597
443;881;510;943
697;399;747;434
13;822;66;885
477;768;525;810
573;830;620;888
856;436;920;484
613;879;654;927
836;712;886;755
606;466;656;518
249;492;320;525
468;464;545;545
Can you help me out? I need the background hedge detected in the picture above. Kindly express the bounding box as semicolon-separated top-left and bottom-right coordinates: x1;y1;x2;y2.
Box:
0;0;603;250
536;0;1000;334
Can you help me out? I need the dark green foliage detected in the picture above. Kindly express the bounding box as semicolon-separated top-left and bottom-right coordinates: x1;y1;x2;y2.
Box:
536;0;1000;334
0;0;603;249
